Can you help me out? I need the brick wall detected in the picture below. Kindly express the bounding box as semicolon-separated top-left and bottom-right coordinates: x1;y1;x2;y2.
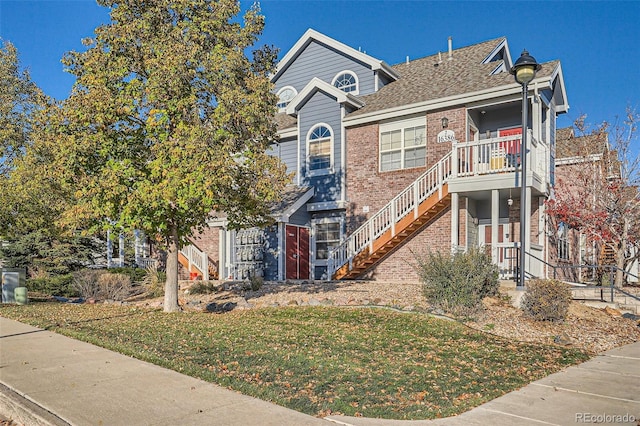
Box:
179;226;221;279
364;207;452;282
344;107;465;281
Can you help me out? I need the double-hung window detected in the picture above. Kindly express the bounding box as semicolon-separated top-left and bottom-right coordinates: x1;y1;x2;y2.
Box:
380;118;426;171
308;124;332;172
315;221;341;260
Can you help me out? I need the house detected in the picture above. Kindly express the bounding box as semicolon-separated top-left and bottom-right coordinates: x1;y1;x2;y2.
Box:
551;128;639;283
180;29;569;283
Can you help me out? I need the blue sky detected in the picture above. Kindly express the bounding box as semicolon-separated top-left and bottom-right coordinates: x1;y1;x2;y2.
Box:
1;0;638;132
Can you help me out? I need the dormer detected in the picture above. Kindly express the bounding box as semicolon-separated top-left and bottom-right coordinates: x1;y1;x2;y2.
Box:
271;29;399;98
481;38;513;75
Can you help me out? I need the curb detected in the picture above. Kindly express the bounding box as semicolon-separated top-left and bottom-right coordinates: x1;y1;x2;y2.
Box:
0;382;69;426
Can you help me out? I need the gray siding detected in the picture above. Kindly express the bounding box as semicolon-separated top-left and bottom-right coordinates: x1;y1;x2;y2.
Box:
267;137;299;182
263;226;279;281
274;40;376;96
299;91;343;203
477;107;521;139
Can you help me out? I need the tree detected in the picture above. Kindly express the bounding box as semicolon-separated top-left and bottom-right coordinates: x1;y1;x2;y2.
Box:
0;40;46;176
546;108;640;287
46;0;289;311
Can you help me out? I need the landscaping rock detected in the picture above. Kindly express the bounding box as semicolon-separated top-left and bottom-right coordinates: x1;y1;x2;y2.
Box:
603;306;622;317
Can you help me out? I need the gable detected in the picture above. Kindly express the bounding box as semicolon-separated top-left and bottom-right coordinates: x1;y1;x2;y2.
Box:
272;29;398;96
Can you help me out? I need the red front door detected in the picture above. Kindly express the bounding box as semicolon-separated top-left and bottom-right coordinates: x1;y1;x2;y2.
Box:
285;225;310;280
499;127;522;164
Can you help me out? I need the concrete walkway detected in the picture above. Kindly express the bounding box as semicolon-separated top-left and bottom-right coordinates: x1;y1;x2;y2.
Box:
1;316;639;426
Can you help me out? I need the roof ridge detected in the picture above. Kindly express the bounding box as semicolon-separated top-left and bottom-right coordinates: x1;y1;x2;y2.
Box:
390;36;507;67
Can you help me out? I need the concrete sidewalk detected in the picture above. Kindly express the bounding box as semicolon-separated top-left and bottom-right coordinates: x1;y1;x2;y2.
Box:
1;316;639;426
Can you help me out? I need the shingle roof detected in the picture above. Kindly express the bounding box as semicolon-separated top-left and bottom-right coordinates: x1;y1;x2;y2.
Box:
268;185;314;219
347;38;560;118
556;127;608;159
274;113;297;132
274;35;562;131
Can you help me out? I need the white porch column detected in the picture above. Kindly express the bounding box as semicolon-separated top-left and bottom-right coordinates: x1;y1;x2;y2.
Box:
118;233;125;267
491;189;499;264
106;229;113;268
450;192;459;251
134;230;141;266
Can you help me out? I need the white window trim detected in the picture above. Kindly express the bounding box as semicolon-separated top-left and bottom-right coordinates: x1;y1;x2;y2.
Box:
331;70;359;95
379;117;427;172
311;217;344;270
306;123;334;177
276;86;298;112
557;222;570;261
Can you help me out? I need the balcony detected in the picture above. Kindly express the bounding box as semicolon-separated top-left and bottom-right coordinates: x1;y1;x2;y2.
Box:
448;130;550;196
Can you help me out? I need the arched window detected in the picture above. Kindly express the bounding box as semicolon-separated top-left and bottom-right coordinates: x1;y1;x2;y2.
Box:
332;71;358;93
307;124;332;172
276;86;297;111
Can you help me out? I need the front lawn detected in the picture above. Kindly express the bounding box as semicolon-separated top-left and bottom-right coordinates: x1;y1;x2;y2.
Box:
0;303;589;420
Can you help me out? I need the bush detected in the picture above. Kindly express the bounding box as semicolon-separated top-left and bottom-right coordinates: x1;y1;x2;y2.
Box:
106;267;147;283
72;269;132;301
141;264;166;298
521;279;572;322
189;281;220;295
26;274;77;297
249;274;263;291
416;247;499;317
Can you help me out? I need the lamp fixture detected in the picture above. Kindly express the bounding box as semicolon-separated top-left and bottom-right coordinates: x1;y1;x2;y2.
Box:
510;49;540;289
441;117;449;129
511;50;541;85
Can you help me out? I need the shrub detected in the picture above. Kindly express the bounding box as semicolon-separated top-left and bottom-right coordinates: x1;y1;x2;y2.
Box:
72;269;132;301
189;281;220;295
521;279;572;322
72;269;104;299
141;264;166;298
416;247;499;317
107;267;147;283
97;273;132;300
249;274;263;291
26;274;77;297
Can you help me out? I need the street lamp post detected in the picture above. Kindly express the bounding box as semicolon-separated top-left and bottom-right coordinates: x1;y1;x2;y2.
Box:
511;50;541;289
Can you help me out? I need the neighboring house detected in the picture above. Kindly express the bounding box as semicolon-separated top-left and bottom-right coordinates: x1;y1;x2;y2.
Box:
552;128;639;283
181;29;570;282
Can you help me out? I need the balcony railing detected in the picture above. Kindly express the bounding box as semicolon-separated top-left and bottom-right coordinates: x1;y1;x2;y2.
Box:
453;131;547;181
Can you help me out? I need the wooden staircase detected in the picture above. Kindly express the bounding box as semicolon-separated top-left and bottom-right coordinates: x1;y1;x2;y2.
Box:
179;244;210;280
599;244;616;266
329;153;452;280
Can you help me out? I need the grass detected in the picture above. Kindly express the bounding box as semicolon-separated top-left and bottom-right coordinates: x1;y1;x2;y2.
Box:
0;303;590;420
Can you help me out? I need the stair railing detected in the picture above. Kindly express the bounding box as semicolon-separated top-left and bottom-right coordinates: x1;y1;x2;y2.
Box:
327;153;452;280
180;244;209;281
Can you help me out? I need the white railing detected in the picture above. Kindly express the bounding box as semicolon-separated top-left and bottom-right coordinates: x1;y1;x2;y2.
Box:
327;152;452;279
453;131;546;181
136;257;157;269
180;244;209;280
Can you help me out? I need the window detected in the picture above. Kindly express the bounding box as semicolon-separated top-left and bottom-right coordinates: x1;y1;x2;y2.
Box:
308;124;332;172
332;71;358;93
557;222;570;261
276;86;297;111
315;222;341;260
380;120;426;171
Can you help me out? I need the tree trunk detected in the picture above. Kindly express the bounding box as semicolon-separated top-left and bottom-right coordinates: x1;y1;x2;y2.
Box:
164;224;181;312
614;218;629;288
